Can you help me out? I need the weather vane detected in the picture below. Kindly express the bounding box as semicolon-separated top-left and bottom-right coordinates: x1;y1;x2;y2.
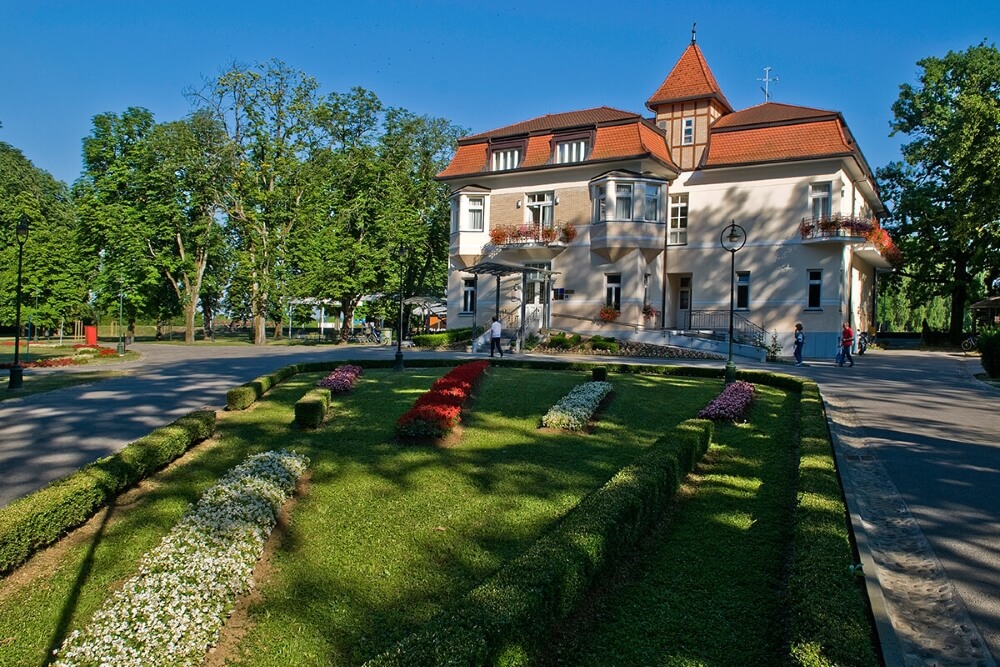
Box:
758;66;778;102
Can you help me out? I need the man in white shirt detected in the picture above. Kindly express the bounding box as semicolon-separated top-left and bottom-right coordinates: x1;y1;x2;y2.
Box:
490;316;503;358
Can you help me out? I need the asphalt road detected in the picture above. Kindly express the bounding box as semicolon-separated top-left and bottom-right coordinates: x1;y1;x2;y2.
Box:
1;342;997;665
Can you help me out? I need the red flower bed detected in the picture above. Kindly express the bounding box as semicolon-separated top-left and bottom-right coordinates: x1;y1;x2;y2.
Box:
396;360;489;440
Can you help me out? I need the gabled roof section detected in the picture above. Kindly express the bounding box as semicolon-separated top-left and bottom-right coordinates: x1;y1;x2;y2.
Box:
463;106;640;141
703;117;856;168
646;43;733;112
711;102;839;130
436;109;678;179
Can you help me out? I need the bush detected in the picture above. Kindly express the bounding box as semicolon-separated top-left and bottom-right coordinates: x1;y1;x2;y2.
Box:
0;409;216;574
294;388;331;428
412;328;474;348
592;366;608;382
589;335;619;354
226;364;302;410
364;419;714;666
979;329;1000;377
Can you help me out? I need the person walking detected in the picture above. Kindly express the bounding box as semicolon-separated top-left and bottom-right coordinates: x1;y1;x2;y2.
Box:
839;322;855;367
793;323;805;366
490;316;504;358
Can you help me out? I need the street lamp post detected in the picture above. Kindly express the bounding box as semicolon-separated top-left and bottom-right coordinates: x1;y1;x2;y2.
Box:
117;289;125;355
720;219;747;385
8;215;30;390
393;244;408;371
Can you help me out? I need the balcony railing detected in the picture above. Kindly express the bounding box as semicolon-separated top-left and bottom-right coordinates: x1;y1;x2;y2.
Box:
799;215;874;240
488;222;577;247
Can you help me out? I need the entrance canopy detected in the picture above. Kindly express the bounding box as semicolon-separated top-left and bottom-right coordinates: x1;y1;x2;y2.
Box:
462;260;561;351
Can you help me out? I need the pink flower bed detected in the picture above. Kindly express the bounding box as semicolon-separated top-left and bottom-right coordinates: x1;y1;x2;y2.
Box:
697;380;756;422
316;365;363;393
396;361;489;440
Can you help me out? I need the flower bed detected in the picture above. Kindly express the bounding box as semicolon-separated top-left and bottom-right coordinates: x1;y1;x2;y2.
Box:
0;345;120;369
52;449;309;667
316;364;363;393
541;381;613;431
395;361;489;440
697;380;756;422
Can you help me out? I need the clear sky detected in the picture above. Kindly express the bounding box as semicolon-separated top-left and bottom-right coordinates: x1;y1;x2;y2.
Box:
2;0;998;186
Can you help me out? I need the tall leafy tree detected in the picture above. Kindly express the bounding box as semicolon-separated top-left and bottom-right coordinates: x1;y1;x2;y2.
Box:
878;42;1000;337
0;142;87;333
189;60;320;344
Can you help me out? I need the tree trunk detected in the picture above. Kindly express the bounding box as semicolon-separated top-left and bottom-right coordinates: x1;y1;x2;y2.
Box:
949;254;970;340
184;300;197;344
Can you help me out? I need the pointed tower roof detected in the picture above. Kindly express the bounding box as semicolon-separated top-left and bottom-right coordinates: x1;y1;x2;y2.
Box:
646;42;733;113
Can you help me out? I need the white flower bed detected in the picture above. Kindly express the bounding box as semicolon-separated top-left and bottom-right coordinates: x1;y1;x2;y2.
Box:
53;449;309;667
541;381;613;431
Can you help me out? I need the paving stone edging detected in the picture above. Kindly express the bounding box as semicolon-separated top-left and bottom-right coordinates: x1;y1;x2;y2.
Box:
823;391;996;667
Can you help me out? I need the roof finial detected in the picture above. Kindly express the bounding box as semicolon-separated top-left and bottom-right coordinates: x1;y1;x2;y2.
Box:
758;66;778;102
691;22;697;44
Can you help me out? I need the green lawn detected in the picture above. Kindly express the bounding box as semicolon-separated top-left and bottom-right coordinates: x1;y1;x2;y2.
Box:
0;364;874;667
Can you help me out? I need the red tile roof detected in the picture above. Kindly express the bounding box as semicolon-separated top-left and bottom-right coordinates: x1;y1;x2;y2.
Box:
712;102;838;129
703;118;855;167
646;43;733;112
463;106;640;140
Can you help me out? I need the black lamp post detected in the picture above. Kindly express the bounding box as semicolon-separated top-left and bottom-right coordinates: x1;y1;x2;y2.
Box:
393;244;408;371
720;219;746;385
8;215;30;390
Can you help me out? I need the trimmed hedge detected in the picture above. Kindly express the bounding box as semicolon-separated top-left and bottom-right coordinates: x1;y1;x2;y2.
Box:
294;388;331;428
0;409;216;574
979;329;1000;377
412;328;474;348
363;418;714;666
226;364;303;410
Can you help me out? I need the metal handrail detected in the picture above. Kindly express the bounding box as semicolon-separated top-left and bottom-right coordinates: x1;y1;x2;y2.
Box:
688;309;766;346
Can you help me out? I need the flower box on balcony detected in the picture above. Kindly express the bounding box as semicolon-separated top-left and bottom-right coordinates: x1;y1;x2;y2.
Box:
598;305;620;322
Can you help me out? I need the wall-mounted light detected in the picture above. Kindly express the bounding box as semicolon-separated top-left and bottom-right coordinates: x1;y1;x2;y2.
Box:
555;196;560;205
515;200;521;208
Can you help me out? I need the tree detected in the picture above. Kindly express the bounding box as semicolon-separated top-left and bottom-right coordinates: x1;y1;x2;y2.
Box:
189;60;320;344
878;42;1000;338
0;142;88;335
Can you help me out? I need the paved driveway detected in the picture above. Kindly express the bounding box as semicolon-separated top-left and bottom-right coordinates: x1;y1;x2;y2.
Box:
1;343;997;665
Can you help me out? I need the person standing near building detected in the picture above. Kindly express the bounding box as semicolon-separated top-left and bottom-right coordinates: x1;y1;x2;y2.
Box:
793;323;805;366
490;316;504;358
839;322;855;367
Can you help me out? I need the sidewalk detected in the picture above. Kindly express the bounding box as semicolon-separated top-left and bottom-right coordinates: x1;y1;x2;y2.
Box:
1;343;997;666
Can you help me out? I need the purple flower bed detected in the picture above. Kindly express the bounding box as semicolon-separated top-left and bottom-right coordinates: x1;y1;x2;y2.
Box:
697;380;756;422
317;365;363;393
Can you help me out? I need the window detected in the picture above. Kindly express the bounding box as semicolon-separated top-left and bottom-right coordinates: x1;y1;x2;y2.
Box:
465;197;484;231
594;185;607;222
668;193;689;245
527;192;554;229
736;272;750;310
810;183;831;219
492;147;521;171
615;184;633;220
682;118;694;145
606;274;621;310
556;139;589;164
462;278;476;314
807;270;822;309
644;184;661;222
450;198;459;233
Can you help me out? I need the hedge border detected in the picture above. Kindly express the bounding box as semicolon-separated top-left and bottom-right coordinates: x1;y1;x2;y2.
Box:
294;388;331;429
0;409;216;574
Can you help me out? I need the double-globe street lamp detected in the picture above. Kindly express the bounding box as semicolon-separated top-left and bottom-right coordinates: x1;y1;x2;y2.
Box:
8;215;30;390
720;219;747;385
393;244;408;372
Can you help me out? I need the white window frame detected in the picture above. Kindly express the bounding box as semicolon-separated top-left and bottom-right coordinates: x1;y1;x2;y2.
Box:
526;192;554;229
615;184;633;221
807;269;822;309
461;278;476;314
682;118;694;145
810;182;832;219
556;139;589;164
736;271;750;310
606;274;622;310
643;184;661;222
464;196;484;231
668;193;688;245
491;147;521;171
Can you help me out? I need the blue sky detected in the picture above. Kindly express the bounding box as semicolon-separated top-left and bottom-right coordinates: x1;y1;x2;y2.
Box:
2;1;998;186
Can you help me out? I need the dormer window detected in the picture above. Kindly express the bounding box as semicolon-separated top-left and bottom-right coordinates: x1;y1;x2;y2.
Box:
682;118;694;145
491;147;522;171
556;139;589;164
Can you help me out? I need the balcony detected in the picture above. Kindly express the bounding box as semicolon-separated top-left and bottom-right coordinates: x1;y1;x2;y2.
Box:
486;223;576;260
800;215;901;267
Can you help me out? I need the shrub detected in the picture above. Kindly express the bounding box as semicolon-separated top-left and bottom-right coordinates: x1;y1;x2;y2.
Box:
589;335;619;354
592;366;608;382
364;419;714;667
294;388;331;428
226;364;302;410
0;409;216;574
979;329;1000;377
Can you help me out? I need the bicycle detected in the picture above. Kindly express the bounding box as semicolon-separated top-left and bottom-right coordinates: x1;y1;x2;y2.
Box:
961;334;978;354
